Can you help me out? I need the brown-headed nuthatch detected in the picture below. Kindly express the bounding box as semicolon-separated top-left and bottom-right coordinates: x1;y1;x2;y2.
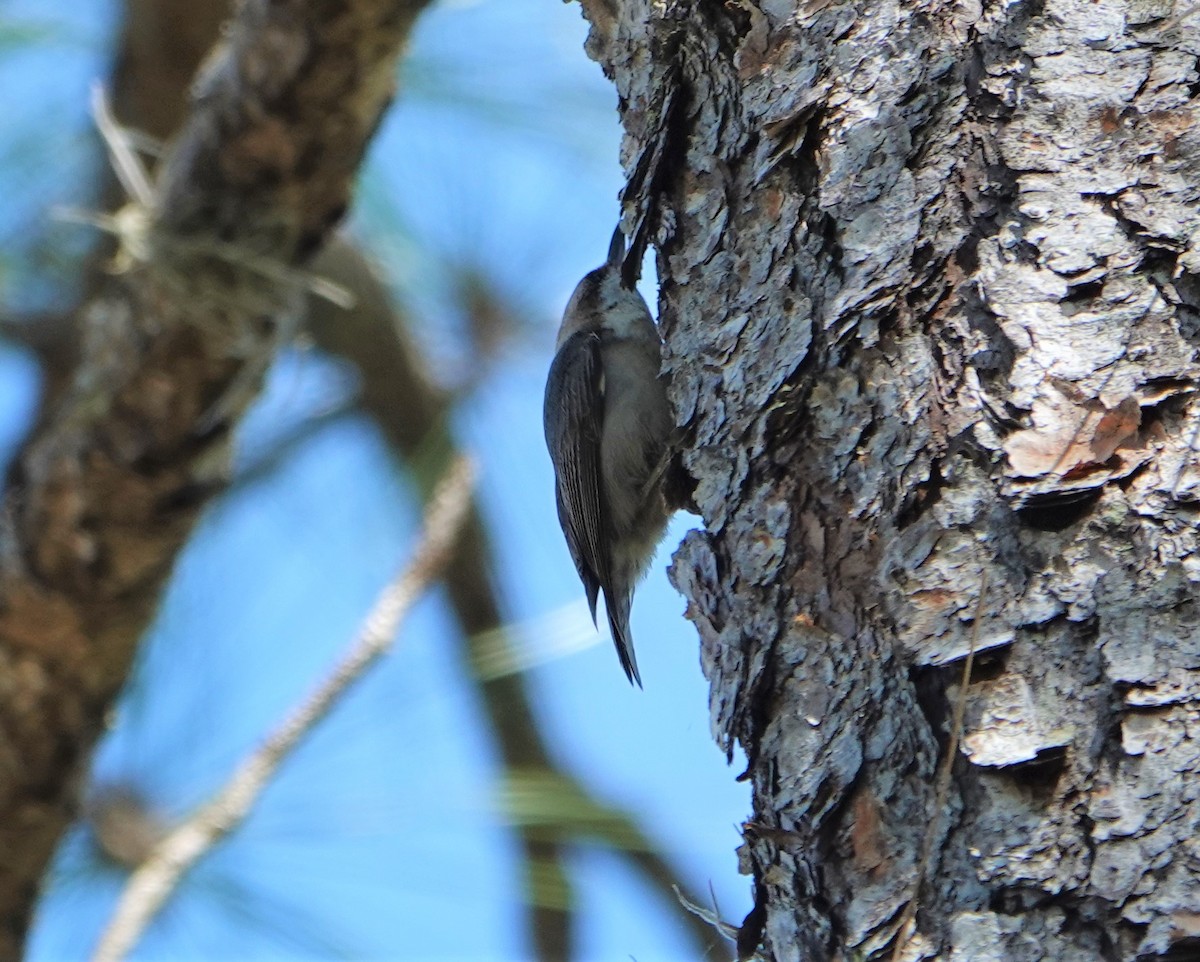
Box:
544;227;673;686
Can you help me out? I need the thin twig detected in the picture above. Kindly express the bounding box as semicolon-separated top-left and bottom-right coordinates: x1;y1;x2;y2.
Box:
91;83;155;208
890;570;986;961
90;457;476;962
674;881;739;945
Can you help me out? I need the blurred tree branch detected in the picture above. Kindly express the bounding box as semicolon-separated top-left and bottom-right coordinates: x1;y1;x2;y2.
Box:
91;457;474;962
0;0;430;951
2;1;235;419
110;0;232;144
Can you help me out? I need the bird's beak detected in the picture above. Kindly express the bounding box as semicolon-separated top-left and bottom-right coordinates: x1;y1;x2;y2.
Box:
607;225;625;270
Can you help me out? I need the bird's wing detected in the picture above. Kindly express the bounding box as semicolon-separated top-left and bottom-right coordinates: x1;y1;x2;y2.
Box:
544;331;607;623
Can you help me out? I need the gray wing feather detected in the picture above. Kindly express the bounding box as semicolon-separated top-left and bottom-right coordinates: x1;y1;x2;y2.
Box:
544;331;607;623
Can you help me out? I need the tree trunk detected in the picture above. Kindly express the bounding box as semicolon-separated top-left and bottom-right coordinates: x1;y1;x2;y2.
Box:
581;0;1200;959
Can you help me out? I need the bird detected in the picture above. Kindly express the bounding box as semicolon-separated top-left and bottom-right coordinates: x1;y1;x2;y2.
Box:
543;226;674;686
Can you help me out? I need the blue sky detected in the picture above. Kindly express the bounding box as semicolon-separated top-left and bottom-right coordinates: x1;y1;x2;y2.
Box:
1;0;751;958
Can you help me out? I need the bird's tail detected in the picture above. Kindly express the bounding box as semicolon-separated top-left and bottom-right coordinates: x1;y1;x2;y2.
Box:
604;587;642;688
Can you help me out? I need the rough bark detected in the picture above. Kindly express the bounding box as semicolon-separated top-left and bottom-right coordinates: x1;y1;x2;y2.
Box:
0;0;428;951
580;0;1200;959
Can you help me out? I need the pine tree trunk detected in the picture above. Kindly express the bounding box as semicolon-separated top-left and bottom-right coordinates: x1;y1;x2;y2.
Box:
582;1;1200;958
